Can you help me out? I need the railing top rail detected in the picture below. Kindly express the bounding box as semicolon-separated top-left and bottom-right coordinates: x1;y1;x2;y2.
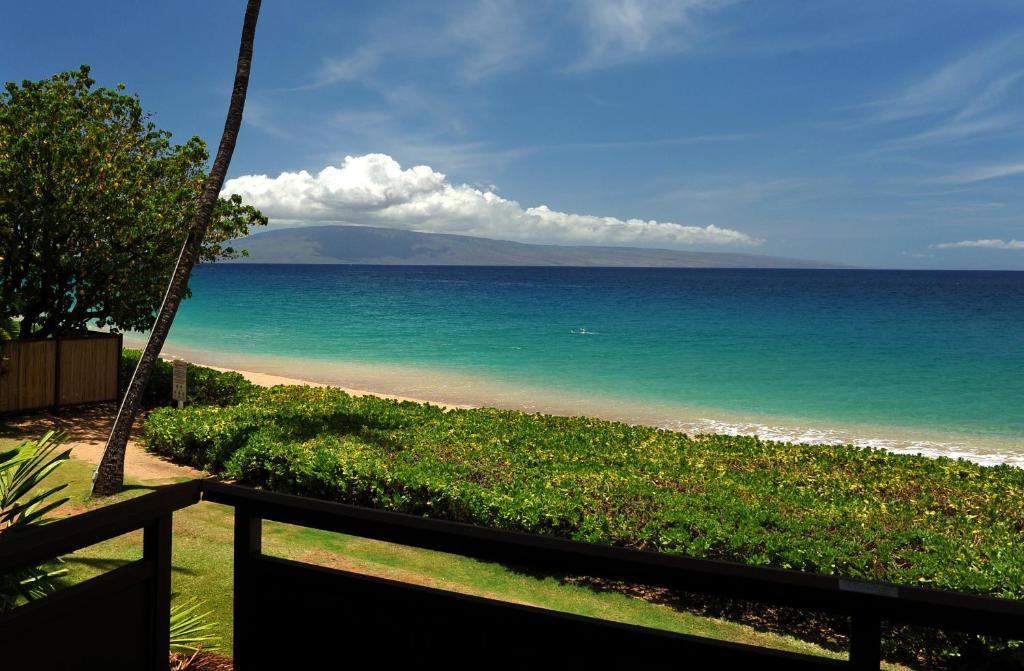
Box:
3;478;1020;639
203;480;1024;637
0;479;201;573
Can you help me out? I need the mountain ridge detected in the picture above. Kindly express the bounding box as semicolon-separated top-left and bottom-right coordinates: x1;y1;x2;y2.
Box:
229;224;847;268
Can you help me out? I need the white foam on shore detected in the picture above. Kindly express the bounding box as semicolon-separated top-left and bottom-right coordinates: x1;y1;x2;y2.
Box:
663;418;1024;468
129;335;1024;469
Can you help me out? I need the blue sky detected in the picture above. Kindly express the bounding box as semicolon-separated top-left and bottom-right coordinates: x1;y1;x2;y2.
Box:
3;1;1024;269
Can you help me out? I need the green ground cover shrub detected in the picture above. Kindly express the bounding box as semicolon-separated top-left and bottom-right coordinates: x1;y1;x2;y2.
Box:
143;385;1024;665
120;349;256;409
143;385;1024;593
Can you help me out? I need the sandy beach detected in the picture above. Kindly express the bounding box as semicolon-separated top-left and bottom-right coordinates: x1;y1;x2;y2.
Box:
200;362;471;410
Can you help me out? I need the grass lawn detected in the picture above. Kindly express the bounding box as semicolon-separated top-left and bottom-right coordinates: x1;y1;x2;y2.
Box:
20;452;909;668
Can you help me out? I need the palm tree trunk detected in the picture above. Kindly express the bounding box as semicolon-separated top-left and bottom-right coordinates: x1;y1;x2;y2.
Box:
92;0;263;496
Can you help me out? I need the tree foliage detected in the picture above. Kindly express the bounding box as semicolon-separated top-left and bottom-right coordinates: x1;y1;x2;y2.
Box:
0;65;266;339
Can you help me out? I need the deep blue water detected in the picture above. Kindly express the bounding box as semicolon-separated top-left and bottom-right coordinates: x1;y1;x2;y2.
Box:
156;265;1024;458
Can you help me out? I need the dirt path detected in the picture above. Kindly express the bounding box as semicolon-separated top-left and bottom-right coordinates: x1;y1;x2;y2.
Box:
0;403;203;481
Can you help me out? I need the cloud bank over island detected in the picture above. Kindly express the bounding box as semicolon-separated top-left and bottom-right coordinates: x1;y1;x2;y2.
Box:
222;154;760;249
932;239;1024;250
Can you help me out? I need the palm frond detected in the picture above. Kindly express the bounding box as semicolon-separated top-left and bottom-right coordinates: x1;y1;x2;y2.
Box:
170;597;221;653
0;430;71;531
0;430;71;612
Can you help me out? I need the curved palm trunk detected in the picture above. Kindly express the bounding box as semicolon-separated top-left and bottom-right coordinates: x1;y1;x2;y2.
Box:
93;0;262;495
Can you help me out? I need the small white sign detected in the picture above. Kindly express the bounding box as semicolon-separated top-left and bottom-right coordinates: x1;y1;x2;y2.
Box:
172;359;187;404
838;578;899;598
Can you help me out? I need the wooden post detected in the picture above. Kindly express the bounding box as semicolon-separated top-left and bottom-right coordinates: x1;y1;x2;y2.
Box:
849;612;882;670
234;507;262;670
144;513;173;671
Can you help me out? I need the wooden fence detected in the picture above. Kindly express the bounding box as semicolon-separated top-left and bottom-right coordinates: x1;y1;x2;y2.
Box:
0;332;121;413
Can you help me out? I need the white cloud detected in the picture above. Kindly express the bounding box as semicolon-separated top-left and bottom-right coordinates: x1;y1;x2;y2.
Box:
932;161;1024;184
445;0;542;81
952;71;1024;121
315;46;386;87
866;35;1023;122
303;1;542;89
858;35;1024;157
872;114;1017;153
223;154;760;249
656;177;818;205
305;1;738;87
932;239;1024;250
570;0;737;70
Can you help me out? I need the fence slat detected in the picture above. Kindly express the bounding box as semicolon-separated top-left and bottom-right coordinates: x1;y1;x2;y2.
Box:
1;340;56;412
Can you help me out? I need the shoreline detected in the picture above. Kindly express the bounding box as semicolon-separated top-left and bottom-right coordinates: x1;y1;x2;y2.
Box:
133;336;1024;469
200;363;471;410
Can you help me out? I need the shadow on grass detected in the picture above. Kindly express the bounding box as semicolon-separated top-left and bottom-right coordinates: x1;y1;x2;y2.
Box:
59;556;201;579
121;483;165;493
60;556;135;573
171;565;200;577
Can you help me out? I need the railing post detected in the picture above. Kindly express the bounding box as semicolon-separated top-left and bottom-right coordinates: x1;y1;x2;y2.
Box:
849;612;882;670
144;513;173;671
234;506;262;670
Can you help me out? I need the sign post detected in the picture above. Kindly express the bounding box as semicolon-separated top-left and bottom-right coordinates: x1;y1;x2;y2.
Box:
172;359;187;409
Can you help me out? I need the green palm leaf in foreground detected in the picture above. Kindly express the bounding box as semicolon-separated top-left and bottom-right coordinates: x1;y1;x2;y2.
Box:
0;429;72;530
170;597;221;654
0;429;72;610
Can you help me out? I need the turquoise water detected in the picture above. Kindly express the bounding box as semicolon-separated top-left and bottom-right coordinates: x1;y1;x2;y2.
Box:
148;265;1024;464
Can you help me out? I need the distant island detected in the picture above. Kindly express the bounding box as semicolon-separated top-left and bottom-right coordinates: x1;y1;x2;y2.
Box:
228;224;845;268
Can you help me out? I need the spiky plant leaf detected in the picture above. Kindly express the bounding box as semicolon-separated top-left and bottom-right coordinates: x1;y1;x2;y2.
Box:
0;430;71;611
0;430;70;531
170;597;221;653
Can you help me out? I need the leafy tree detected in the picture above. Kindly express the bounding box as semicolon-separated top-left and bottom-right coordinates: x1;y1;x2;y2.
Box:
0;65;266;340
94;0;263;495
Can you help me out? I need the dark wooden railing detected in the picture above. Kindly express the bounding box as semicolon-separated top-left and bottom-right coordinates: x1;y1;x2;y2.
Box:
0;480;200;670
2;479;1023;669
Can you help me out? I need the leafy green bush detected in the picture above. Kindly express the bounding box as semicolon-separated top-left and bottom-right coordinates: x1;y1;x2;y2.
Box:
144;386;1024;591
141;403;275;472
120;349;256;409
143;386;1024;665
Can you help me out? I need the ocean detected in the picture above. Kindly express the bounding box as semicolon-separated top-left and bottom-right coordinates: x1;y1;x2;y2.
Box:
139;264;1024;466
